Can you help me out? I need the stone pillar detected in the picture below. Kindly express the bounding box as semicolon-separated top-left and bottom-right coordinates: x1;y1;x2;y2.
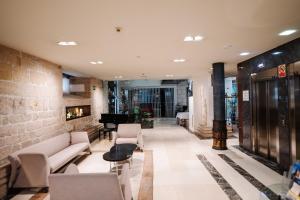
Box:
212;62;227;150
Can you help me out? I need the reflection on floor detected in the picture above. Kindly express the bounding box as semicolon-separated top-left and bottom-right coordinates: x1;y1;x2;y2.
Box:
9;118;284;200
145;118;283;200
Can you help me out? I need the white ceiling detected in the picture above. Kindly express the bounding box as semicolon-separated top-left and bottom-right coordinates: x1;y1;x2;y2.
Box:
0;0;300;80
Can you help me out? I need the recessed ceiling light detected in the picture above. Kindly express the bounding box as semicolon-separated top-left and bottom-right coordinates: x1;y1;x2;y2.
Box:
166;74;174;77
184;36;193;42
90;61;103;65
258;63;264;68
173;59;185;63
184;35;203;42
279;29;297;36
194;35;203;41
57;41;77;46
240;52;250;56
272;51;282;55
114;75;123;79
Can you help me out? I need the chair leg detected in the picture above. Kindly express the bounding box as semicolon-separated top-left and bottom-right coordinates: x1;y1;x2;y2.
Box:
109;131;112;140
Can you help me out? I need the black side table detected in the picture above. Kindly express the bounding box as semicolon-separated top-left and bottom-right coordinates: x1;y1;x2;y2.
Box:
103;144;137;172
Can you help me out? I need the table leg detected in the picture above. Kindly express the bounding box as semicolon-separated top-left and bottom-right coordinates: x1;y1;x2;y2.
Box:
109;131;112;140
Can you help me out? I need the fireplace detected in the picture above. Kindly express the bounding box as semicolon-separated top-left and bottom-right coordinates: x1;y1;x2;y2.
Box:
66;105;91;121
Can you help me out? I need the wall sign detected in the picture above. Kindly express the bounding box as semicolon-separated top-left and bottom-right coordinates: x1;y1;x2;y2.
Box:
243;90;249;101
278;64;287;78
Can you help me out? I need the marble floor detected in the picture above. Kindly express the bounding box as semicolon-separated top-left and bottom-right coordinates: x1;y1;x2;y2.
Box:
9;118;284;200
145;118;283;200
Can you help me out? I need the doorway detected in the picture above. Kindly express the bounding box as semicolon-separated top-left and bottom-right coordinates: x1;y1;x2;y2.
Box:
252;68;279;162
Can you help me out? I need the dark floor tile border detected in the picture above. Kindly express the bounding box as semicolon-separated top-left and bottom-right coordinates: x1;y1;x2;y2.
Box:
197;154;242;200
232;145;283;175
195;134;237;140
218;154;279;200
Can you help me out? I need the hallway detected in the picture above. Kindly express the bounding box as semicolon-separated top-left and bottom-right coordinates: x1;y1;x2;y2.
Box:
143;121;283;200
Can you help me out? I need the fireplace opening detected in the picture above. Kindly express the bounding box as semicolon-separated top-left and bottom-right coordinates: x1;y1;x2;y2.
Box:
66;105;91;121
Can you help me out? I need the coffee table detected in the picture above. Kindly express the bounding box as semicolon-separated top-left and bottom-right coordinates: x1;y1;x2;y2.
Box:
103;144;137;172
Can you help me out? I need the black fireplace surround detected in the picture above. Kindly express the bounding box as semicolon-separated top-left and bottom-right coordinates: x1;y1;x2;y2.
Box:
66;105;91;121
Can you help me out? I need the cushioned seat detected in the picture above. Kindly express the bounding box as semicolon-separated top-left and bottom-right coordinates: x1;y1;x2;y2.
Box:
112;124;144;150
8;132;91;188
49;143;89;172
115;138;138;145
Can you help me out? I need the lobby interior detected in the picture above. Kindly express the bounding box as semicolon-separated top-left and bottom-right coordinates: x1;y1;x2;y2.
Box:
1;1;300;200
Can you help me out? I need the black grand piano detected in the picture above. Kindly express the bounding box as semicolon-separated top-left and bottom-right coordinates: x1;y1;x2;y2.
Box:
98;114;135;140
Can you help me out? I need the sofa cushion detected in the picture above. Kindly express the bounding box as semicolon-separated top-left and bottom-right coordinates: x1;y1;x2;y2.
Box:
49;143;89;172
118;124;141;138
64;164;79;174
8;133;71;187
116;138;138;145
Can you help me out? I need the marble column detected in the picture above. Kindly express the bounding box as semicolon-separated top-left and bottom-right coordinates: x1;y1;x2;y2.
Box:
212;62;227;150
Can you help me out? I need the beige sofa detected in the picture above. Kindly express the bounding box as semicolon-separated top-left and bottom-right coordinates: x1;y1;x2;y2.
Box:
112;124;144;150
49;163;132;200
8;132;91;188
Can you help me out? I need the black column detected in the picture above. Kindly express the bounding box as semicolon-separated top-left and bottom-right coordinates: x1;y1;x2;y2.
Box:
212;62;227;150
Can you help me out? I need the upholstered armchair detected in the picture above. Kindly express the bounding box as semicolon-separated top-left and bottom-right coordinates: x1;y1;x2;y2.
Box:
49;163;132;200
112;124;144;150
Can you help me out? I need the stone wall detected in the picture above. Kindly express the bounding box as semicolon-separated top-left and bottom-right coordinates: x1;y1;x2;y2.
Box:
0;44;106;198
0;44;66;197
64;78;106;131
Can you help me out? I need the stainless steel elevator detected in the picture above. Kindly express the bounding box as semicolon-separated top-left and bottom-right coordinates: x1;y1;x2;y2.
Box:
289;61;300;163
251;68;279;162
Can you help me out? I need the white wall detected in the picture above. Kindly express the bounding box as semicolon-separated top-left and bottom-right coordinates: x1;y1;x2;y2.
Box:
191;73;214;131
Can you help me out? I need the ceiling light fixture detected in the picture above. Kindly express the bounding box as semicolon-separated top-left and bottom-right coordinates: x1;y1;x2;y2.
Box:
184;35;203;42
166;74;174;77
173;59;185;63
114;75;123;79
57;41;77;46
240;52;250;56
272;51;282;55
194;35;203;41
258;63;264;68
279;29;297;36
90;61;103;65
184;36;193;42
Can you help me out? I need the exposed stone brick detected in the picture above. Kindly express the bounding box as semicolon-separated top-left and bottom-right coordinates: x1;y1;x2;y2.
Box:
0;44;106;199
26;121;43;132
8;114;32;124
4;136;19;145
30;70;45;85
0;64;12;80
0;97;13;115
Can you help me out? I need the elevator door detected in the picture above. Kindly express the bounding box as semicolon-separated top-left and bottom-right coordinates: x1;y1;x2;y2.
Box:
253;79;279;161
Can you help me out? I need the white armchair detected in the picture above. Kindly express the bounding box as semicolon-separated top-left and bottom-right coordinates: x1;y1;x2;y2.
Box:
112;124;144;150
49;163;132;200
